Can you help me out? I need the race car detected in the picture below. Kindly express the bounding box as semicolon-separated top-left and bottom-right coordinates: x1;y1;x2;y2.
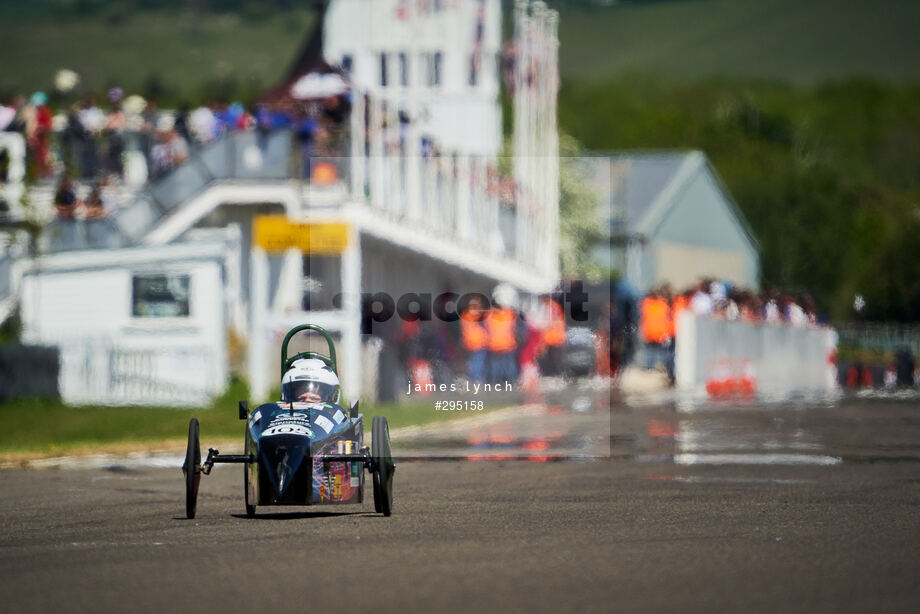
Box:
182;324;394;518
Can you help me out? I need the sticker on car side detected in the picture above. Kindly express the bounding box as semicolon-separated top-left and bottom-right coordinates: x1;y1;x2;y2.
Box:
314;415;335;433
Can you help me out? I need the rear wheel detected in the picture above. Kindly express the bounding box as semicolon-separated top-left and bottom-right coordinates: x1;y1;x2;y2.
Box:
371;416;395;516
183;418;201;519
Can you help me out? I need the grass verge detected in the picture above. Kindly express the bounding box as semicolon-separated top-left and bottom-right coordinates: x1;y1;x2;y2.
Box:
0;379;507;457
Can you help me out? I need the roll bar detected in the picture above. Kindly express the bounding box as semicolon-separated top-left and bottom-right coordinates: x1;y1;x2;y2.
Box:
281;324;338;375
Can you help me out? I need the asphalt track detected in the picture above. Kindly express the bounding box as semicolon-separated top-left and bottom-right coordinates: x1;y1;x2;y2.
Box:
2;396;920;613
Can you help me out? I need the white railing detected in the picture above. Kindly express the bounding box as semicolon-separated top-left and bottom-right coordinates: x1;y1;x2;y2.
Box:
837;322;920;358
57;339;222;406
27;89;556;285
348;91;550;278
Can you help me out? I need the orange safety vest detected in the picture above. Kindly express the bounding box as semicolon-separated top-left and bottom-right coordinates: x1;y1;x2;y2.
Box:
459;309;488;351
670;294;690;338
542;300;567;347
485;307;517;353
640;296;670;344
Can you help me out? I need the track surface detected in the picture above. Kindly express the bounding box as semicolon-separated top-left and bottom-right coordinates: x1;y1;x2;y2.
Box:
2;398;920;613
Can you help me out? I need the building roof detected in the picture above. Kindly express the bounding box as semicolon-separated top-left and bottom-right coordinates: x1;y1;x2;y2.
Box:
605;150;759;250
613;152;689;232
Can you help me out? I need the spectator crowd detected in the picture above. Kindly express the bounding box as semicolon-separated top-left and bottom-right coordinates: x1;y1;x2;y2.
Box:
637;278;823;384
1;86;351;219
371;284;570;400
364;276;834;400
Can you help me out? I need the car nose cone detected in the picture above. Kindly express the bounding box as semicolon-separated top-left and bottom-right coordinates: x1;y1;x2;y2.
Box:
259;435;308;503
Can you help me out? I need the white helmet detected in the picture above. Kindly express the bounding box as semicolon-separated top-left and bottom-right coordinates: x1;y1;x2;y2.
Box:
492;283;519;310
281;358;341;404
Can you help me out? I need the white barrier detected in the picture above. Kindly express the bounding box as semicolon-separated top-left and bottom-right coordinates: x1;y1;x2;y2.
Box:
56;339;221;407
675;313;837;400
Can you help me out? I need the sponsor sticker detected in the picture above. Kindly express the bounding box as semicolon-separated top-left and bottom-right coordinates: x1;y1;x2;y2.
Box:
262;424;313;438
268;413;312;429
350;462;360;486
333;409;346;424
315;415;335;433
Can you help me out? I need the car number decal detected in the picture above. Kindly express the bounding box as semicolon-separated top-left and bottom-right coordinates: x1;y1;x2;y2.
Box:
262;424;313;438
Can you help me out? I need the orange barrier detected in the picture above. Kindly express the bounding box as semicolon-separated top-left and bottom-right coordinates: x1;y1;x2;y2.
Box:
705;359;757;399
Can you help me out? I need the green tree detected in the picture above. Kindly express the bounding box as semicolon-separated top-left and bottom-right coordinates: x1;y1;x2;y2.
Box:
558;133;606;281
559;76;920;321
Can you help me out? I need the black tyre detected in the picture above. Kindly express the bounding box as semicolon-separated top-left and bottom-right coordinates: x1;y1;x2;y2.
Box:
372;463;383;512
371;415;395;516
183;418;201;519
244;429;256;518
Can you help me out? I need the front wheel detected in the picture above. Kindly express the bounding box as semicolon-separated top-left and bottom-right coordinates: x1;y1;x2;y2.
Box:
182;418;201;519
243;430;256;518
371;415;395;516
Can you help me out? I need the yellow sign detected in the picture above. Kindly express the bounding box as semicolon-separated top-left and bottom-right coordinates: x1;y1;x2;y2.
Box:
253;216;349;254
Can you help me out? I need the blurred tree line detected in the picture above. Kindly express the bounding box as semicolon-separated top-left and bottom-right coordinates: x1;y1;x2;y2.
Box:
559;76;920;323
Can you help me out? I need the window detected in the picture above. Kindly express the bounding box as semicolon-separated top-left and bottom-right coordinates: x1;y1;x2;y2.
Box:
398;52;408;87
132;274;190;318
380;52;388;87
341;54;353;75
422;51;443;87
432;52;442;87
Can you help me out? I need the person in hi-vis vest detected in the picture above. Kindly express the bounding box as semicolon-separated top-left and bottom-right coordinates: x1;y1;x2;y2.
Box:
486;284;521;384
639;284;675;382
531;294;567;376
460;295;489;383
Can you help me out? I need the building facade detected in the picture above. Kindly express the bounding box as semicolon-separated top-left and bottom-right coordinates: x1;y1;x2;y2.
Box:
5;0;563;405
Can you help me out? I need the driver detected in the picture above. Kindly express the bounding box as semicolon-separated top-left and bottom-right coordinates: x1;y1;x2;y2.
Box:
280;358;342;405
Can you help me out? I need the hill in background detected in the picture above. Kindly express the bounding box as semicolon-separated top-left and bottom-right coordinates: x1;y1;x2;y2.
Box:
3;0;920;100
0;7;314;102
557;0;920;84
